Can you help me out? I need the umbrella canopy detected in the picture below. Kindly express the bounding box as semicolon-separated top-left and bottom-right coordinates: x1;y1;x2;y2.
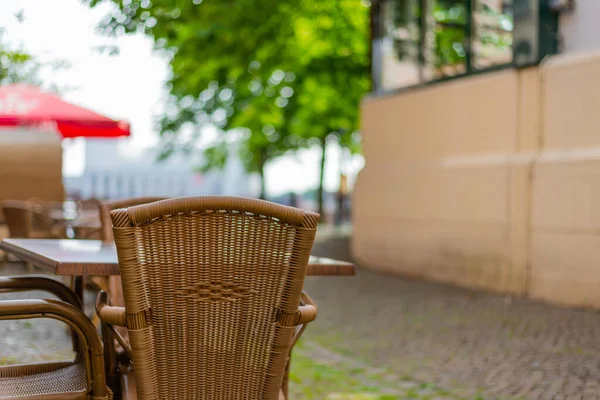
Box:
0;84;130;138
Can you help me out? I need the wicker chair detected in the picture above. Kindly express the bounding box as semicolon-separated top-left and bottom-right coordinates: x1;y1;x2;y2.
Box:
2;200;65;240
98;197;167;243
2;200;59;267
3;200;46;239
94;197;167;384
0;274;83;350
79;198;101;211
96;196;319;399
72;220;102;240
70;198;102;240
0;298;112;399
25;198;68;235
95;197;167;300
0;275;82;308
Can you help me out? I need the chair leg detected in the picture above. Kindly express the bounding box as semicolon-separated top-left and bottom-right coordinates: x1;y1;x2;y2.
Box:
281;353;291;400
102;323;122;400
120;368;137;400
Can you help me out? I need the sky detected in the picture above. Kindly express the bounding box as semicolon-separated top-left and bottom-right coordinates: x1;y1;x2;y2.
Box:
0;0;363;196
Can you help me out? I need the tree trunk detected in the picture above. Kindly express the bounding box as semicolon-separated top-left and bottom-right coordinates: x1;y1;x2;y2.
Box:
259;172;266;200
317;136;327;217
259;163;266;200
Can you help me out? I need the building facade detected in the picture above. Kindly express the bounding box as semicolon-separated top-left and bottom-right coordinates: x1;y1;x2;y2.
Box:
354;0;600;307
64;139;255;200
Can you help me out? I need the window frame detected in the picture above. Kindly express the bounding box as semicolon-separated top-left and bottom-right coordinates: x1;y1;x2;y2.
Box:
370;0;557;97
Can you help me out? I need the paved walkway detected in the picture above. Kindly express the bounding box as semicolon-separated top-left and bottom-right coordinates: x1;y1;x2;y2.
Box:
308;237;600;400
3;236;600;399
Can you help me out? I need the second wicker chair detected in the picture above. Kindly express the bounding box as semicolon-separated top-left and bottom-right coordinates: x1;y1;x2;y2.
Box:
93;197;166;298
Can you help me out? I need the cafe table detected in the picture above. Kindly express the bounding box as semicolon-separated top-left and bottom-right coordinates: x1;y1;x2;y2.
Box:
0;238;356;300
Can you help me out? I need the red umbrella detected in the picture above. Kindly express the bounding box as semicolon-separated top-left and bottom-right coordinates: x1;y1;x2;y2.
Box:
0;84;131;138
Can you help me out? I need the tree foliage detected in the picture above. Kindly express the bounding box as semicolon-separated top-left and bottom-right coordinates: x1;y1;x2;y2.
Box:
0;28;42;85
88;0;370;206
1;13;70;90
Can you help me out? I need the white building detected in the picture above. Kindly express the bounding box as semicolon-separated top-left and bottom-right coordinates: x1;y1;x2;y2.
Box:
64;139;255;200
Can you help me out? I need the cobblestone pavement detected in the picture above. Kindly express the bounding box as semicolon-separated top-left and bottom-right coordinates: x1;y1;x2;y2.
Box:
3;235;600;399
308;236;600;400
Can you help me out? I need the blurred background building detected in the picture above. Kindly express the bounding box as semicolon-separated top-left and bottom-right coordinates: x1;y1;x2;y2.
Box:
63;138;254;199
355;0;600;308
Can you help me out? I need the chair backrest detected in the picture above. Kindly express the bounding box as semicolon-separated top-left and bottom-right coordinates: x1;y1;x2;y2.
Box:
98;197;166;241
110;196;319;399
24;198;63;233
2;200;34;238
79;198;101;211
25;198;63;212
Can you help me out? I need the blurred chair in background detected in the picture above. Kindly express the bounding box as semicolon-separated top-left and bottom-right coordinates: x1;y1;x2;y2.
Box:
95;197;167;300
72;198;102;240
24;198;69;239
2;200;37;240
3;199;64;239
1;200;66;268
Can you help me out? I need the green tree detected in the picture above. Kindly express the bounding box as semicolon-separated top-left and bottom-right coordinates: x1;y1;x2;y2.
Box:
158;69;301;199
90;0;303;199
88;0;370;212
288;1;369;214
0;28;42;85
1;12;70;90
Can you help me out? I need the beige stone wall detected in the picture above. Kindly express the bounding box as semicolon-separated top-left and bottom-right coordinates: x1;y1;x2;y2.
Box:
529;53;600;307
354;50;600;307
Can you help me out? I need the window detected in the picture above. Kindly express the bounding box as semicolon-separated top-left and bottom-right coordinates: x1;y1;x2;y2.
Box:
373;0;516;92
472;0;513;69
375;0;423;90
428;0;469;79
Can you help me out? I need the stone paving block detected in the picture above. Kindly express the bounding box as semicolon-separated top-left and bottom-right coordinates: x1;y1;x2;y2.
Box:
5;237;600;400
307;237;600;400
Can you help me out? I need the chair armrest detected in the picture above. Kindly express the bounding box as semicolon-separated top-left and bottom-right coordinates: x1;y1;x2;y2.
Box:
297;291;317;325
96;291;132;359
0;275;82;309
290;291;318;347
0;298;109;399
96;291;126;327
0;275;83;353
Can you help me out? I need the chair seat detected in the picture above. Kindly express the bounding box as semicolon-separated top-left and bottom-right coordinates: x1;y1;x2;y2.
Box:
0;360;87;399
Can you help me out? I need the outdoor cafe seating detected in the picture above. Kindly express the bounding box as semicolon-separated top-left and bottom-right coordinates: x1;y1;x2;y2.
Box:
2;199;67;241
0;196;355;399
